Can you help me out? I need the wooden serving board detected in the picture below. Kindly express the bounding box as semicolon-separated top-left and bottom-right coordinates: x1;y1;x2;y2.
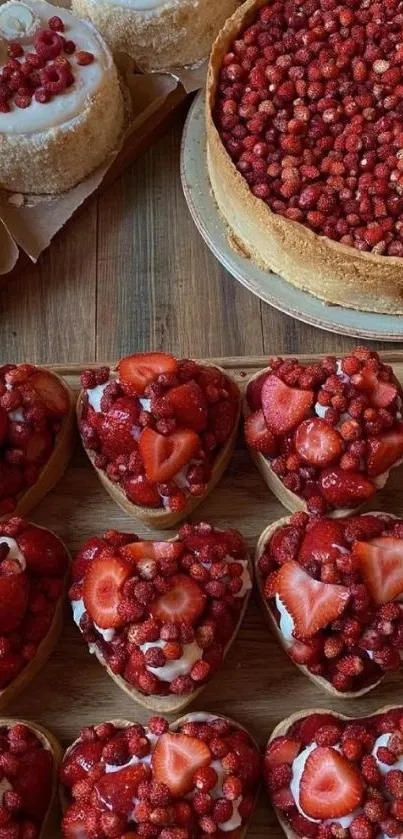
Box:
13;354;403;839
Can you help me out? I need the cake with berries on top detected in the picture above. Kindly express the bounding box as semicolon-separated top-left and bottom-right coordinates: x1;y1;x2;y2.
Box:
0;0;125;193
257;511;403;696
264;706;403;839
77;353;241;526
244;348;403;516
60;713;260;839
69;523;252;711
207;0;403;313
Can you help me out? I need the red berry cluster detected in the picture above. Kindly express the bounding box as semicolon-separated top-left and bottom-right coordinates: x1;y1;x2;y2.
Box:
215;0;403;256
258;511;403;692
0;364;70;516
69;523;249;697
79;359;240;512
0;17;94;113
246;348;402;513
0;517;68;690
265;709;403;839
0;722;54;839
60;717;259;839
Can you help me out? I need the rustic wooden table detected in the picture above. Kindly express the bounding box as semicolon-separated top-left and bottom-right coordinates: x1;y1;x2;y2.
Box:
2;109;401;364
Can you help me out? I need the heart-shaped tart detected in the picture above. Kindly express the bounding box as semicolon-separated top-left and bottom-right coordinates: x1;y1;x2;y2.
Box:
244;348;403;517
69;522;253;712
0;364;75;520
256;510;403;697
0;718;62;839
60;712;260;839
77;353;241;527
0;516;70;708
264;705;403;839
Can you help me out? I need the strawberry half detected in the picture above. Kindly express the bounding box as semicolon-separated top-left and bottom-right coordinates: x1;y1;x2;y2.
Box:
295;418;344;467
298;519;347;566
273;560;349;637
367;423;403;477
264;736;301;769
353;536;403;604
150;574;206;626
83;554;132;629
59;741;104;787
139;428;201;483
152;731;211;796
98;399;140;456
0;571;30;633
351;365;398;408
244;409;276;454
94;763;150;815
121;540;184;562
17;525;69;576
118;352;178;395
167;382;208;433
299;746;363;820
261;375;314;435
29;369;71;418
319;467;376;508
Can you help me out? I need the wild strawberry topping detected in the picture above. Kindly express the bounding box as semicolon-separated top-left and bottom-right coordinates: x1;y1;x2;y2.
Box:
79;355;240;512
245;349;402;513
60;716;260;838
69;523;252;697
259;511;403;692
0;364;70;516
265;708;403;839
0;722;54;839
0;517;68;690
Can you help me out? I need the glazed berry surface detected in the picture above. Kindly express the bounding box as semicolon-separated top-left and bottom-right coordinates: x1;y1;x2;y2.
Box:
265;708;403;839
245;348;403;513
60;715;260;839
69;523;252;697
0;721;54;838
0;364;70;517
258;510;403;693
79;353;240;512
214;0;403;257
0;517;69;690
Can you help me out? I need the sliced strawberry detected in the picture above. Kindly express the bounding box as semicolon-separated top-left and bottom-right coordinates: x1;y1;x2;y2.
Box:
59;741;103;787
244;409;276;455
0;652;24;687
150;574;206;626
367;423;403;477
139;428;200;483
300;746;363;820
353;537;403;604
121;541;184;563
292;713;342;745
319;467;376;509
289;637;323;665
118;353;178;395
17;526;68;577
83;554;132;629
0;407;8;446
298;519;347;566
351;365;398;408
167;382;208;433
295;418;343;467
152;732;211;796
98;398;140;456
261;375;314;435
71;537;105;582
246;371;269;412
264;736;301;769
14;747;54;820
123;476;161;508
23;429;53;464
0;572;30;633
29;370;70;417
273;560;349;637
94;763;150;815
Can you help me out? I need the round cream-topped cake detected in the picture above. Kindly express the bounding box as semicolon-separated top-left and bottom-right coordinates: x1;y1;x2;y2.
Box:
0;0;125;193
71;0;241;71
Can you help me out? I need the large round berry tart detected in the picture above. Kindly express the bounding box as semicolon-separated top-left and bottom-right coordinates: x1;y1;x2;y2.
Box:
77;353;241;527
256;510;403;697
60;712;260;839
206;0;403;313
71;0;241;72
0;0;125;194
69;523;252;712
264;706;403;839
244;349;403;517
0;516;69;708
0;364;75;520
0;718;62;839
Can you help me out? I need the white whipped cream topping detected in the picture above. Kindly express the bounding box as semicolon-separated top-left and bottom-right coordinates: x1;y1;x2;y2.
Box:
94;623;116;643
291;743;362;827
0;536;26;570
372;733;403;774
140;638;202;681
275;594;295;642
72;598;86;628
87;383;109;412
139;398;151;412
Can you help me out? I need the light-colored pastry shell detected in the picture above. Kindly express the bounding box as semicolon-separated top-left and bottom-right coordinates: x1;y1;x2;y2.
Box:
206;0;403;315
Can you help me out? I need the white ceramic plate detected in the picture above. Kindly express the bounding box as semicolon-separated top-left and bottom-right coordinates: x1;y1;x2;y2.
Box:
180;91;403;342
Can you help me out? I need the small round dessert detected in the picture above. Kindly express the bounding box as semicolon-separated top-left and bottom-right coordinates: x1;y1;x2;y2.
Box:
71;0;241;72
0;0;125;193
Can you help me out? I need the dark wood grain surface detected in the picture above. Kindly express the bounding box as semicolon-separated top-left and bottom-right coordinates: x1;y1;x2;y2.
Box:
2;107;401;365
